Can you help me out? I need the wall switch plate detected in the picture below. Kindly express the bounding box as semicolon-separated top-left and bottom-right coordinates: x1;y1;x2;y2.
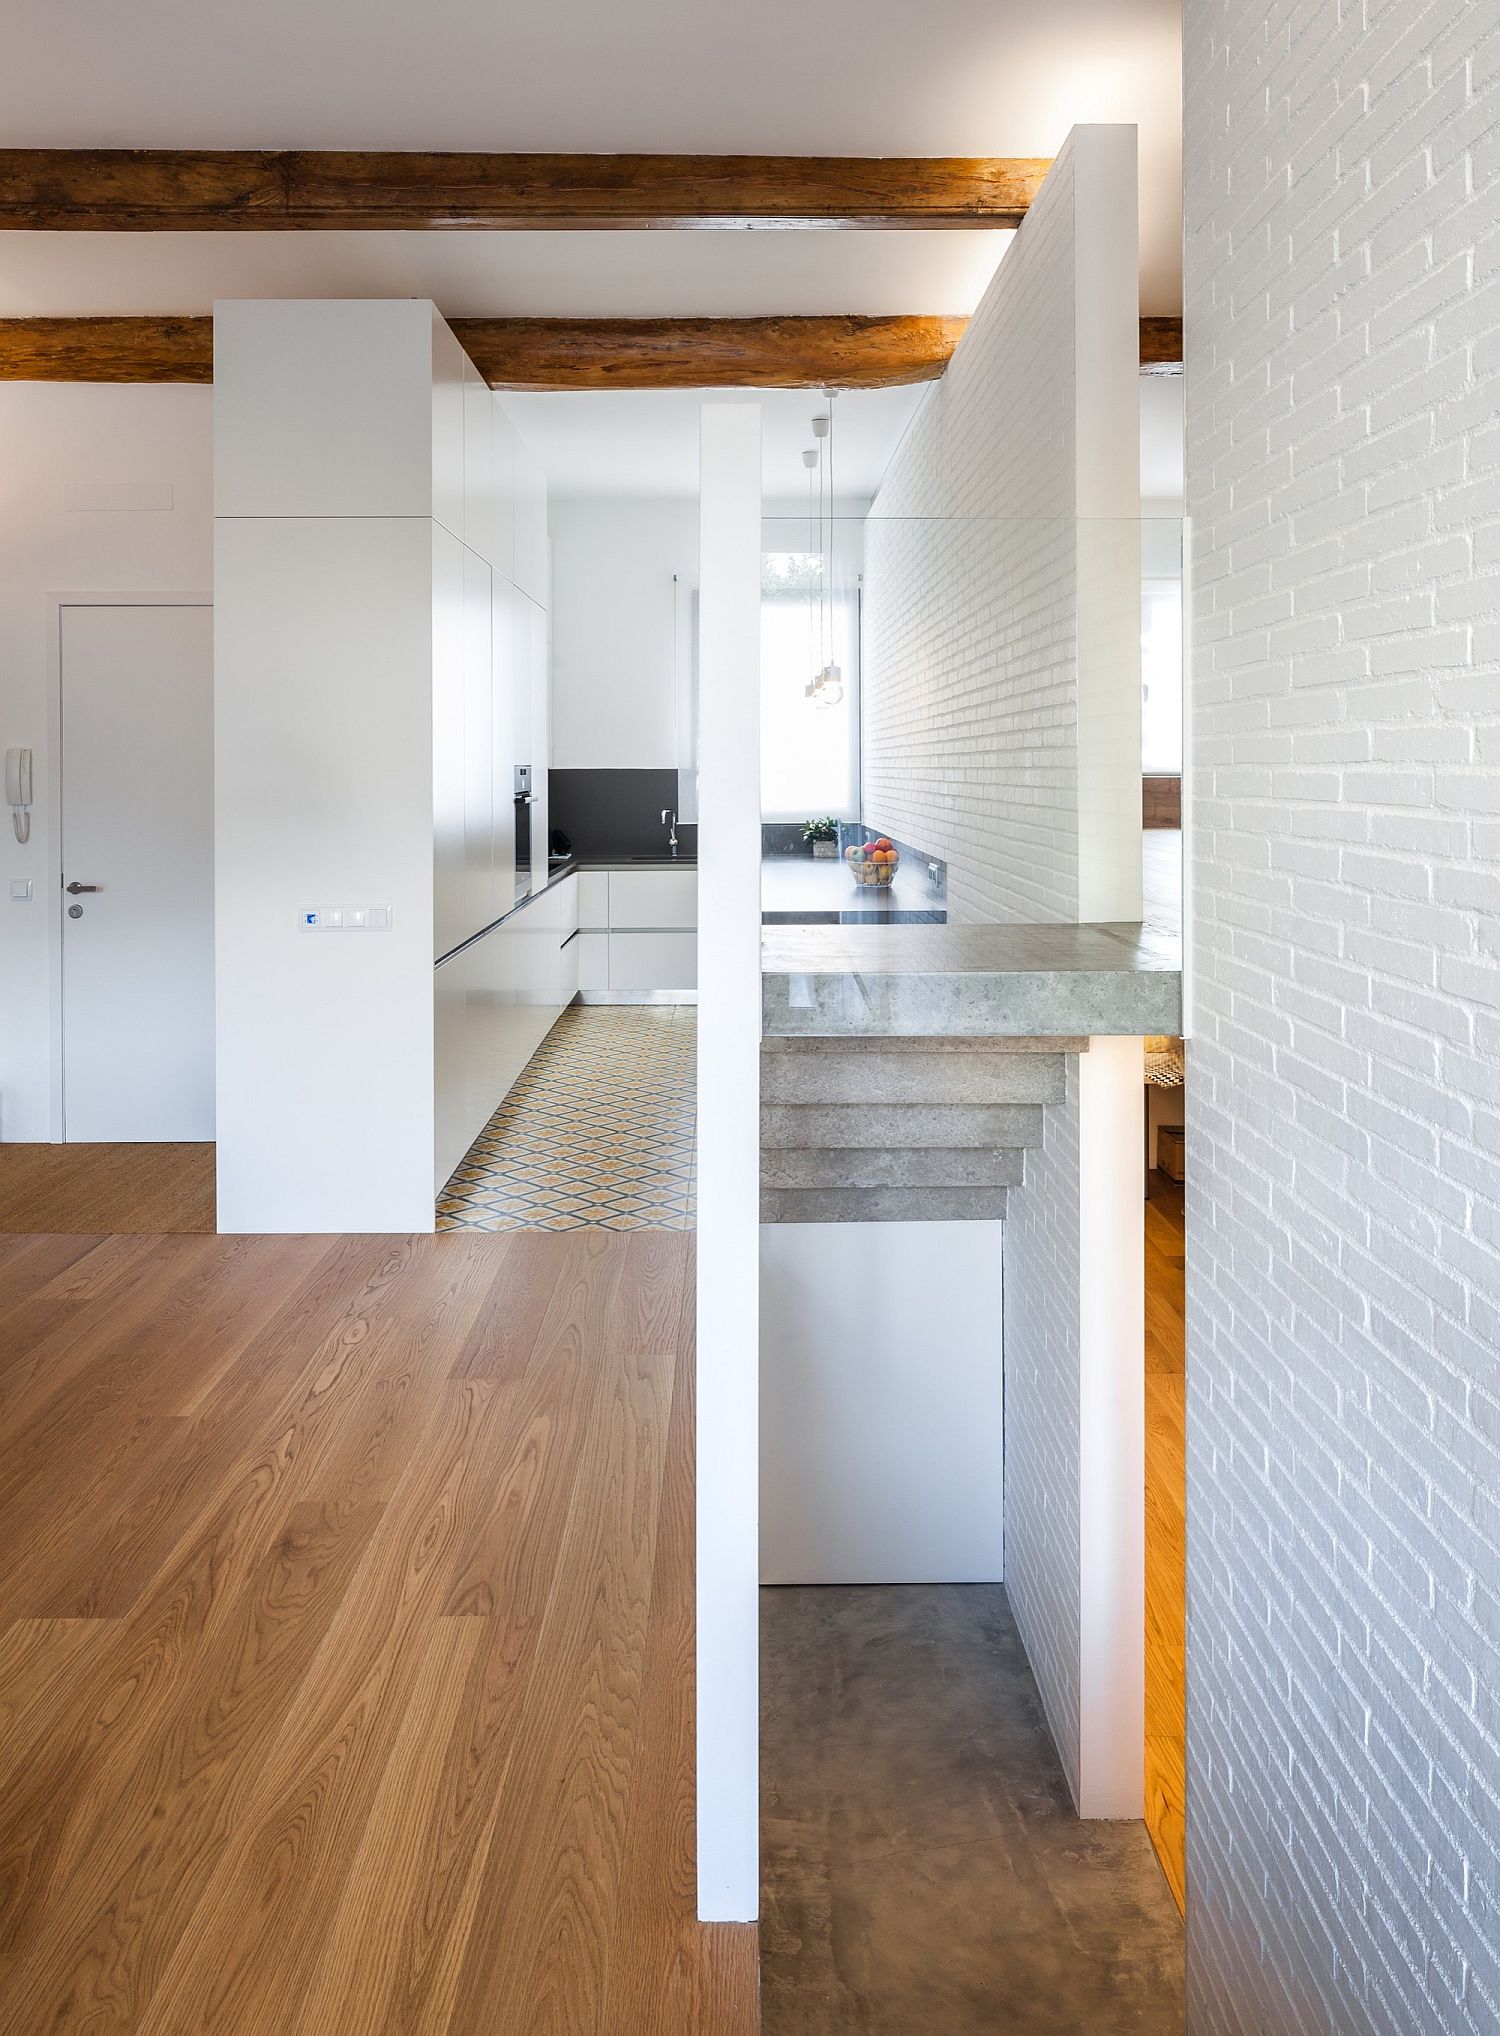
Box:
9;879;32;901
301;903;392;929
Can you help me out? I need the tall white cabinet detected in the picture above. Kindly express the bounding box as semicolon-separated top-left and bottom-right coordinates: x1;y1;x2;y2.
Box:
213;298;558;1232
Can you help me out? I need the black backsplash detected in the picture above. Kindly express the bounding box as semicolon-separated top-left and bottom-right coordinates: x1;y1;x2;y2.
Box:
549;769;698;861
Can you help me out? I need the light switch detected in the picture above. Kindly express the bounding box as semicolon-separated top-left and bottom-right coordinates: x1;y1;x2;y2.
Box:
344;905;369;930
9;879;32;902
367;904;392;931
318;906;343;928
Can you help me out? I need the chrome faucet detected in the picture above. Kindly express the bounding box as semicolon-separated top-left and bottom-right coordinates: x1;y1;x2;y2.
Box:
661;808;679;856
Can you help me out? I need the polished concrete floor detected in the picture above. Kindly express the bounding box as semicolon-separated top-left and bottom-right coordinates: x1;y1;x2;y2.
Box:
761;1585;1184;2034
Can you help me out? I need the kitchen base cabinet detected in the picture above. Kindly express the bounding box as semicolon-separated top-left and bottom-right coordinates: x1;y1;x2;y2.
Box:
607;930;697;993
575;867;698;1002
433;873;579;1191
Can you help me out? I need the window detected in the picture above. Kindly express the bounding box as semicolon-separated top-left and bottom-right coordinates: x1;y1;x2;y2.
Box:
759;552;860;822
1142;577;1183;775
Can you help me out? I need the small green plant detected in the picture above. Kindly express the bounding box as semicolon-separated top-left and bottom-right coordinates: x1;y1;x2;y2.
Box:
802;816;839;844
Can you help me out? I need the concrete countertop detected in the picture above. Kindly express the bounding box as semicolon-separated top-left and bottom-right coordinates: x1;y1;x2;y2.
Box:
762;833;1184;1039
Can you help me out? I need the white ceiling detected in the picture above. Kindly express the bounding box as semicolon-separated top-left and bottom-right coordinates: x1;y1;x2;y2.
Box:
1;0;1181;311
506;386;928;501
0;229;1014;320
511;375;1184;507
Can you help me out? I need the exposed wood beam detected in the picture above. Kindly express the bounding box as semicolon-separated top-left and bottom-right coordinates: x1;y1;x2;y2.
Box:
452;316;965;389
0;316;215;383
0;314;1182;389
1138;315;1184;374
0;151;1051;232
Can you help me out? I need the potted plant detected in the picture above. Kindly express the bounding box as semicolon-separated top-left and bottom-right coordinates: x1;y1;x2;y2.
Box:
803;816;839;859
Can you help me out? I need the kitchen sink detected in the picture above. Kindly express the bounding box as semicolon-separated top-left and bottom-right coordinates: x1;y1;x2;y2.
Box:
628;854;697;864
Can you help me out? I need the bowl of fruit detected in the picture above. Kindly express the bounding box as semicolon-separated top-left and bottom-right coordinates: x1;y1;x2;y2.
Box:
844;836;900;887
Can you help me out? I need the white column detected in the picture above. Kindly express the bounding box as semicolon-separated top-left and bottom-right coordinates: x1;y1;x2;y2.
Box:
695;403;762;1922
1072;124;1144;924
1076;1032;1146;1815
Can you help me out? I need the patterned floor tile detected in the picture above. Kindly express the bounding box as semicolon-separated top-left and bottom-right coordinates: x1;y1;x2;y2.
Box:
436;1005;697;1232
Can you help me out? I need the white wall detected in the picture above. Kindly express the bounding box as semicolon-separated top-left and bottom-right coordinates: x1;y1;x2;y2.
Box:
861;126;1142;925
1003;1039;1145;1818
550;495;698;769
0;385;212;1140
760;1219;1004;1584
1185;6;1500;2032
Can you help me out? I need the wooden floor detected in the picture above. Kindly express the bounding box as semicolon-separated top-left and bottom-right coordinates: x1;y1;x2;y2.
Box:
1144;1172;1186;1913
0;1226;756;2034
0;1143;216;1233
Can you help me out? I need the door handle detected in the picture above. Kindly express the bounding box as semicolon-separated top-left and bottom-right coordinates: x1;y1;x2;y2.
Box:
65;881;100;894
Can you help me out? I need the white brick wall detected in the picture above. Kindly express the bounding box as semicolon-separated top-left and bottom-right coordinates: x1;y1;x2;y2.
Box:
1003;1058;1084;1797
862;128;1142;924
1185;4;1500;2030
864;147;1080;924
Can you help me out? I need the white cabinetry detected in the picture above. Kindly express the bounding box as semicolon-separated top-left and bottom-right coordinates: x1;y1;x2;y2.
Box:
434;873;580;1190
576;867;697;999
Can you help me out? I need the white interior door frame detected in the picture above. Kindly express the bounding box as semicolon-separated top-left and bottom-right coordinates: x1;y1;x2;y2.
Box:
44;590;212;1142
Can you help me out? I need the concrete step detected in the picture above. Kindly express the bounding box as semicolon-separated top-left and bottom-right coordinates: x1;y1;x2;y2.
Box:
760;1047;1066;1107
760;1035;1087;1057
760;1185;1009;1224
761;1146;1026;1190
761;1102;1045;1151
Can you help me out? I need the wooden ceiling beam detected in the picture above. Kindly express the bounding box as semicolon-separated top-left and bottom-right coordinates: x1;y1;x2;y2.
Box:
0;151;1051;232
0;314;1182;389
1138;315;1184;373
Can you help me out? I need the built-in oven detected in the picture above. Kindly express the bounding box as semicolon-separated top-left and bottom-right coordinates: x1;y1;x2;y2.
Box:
514;764;536;900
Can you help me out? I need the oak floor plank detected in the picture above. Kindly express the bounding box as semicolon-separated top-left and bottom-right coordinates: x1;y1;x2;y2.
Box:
599;1242;704;2035
0;1228;756;2034
288;1616;527;2036
1144;1174;1185;1913
0;1495;386;2034
0;1142;216;1234
448;1228;565;1380
0;1233;112;1330
0;1232;202;1409
447;1237;678;2034
136;1371;536;2034
0;1236;297;1597
32;1234;476;1625
0;1240;437;1959
442;1231;629;1619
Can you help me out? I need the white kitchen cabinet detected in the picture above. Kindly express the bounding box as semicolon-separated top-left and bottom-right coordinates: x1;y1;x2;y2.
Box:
462;357;494;565
462;548;495;937
513;434;548;605
490;398;517;586
434;875;581;1192
214;300;460;526
608;868;698;930
608;930;697;992
571;868;698;1000
577;930;609;991
432;525;467;961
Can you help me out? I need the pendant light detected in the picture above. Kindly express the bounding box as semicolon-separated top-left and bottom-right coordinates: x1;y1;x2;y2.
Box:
805;392;843;709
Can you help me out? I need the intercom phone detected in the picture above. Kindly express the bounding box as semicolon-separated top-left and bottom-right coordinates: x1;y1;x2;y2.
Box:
5;748;31;844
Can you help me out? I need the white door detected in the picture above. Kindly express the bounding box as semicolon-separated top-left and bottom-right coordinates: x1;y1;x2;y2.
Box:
60;603;214;1141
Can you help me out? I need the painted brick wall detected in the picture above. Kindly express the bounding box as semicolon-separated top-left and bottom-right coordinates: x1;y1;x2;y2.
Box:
862;144;1082;923
1003;1058;1083;1799
1185;4;1500;2031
